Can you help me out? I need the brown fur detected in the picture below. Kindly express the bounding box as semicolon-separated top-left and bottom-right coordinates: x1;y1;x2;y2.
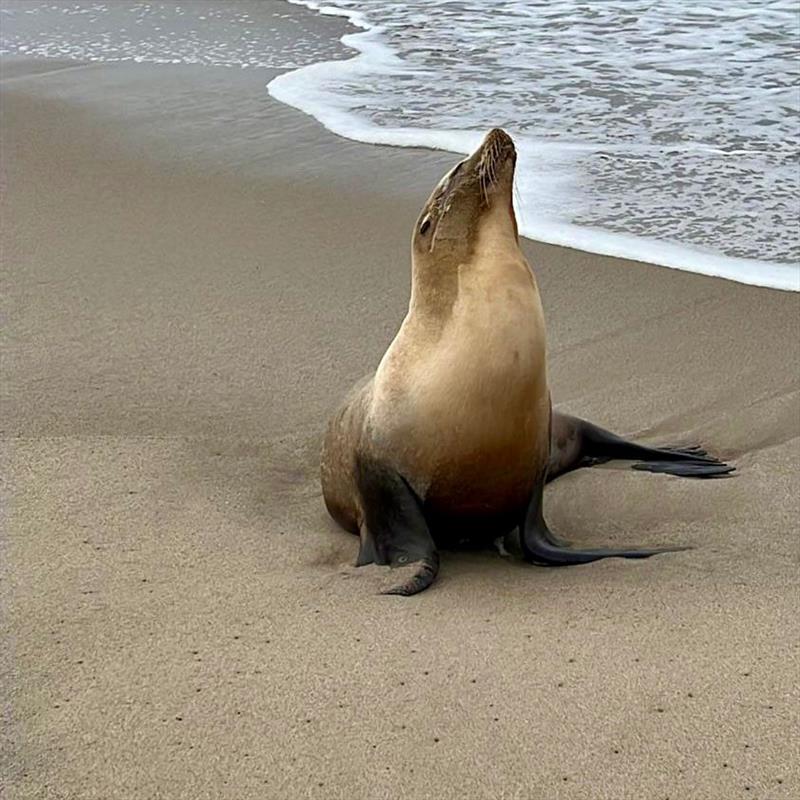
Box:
320;129;550;541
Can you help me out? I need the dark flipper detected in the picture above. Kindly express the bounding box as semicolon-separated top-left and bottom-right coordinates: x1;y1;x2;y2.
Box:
631;460;732;478
548;412;733;482
355;454;439;596
520;480;687;566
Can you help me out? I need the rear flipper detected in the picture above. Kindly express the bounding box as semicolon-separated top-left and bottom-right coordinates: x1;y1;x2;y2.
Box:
521;480;687;566
630;459;732;478
355;453;439;596
548;412;734;482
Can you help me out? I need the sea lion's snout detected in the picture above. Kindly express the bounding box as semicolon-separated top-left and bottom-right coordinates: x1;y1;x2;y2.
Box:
480;128;516;169
476;128;516;199
413;127;518;253
482;128;516;158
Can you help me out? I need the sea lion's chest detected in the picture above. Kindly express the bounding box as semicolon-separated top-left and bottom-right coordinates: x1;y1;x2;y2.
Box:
370;259;550;509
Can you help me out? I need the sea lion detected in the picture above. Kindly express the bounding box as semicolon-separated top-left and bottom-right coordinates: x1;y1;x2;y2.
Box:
320;128;731;596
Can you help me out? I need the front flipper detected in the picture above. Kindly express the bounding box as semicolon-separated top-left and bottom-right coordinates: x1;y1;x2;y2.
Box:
548;412;733;482
355;454;439;596
520;480;687;566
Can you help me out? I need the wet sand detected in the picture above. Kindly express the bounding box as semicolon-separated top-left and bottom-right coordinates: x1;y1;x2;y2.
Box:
2;53;798;800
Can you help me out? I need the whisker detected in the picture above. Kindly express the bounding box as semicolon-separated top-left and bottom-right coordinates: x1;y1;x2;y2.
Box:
513;181;523;218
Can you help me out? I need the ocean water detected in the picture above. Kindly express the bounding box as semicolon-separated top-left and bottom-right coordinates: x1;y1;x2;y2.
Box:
270;0;800;290
3;1;798;289
0;1;352;68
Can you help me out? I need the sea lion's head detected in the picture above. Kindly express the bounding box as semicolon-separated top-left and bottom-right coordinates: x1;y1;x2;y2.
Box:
412;128;519;264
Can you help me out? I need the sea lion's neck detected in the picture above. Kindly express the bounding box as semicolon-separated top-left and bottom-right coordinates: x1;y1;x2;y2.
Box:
408;202;521;323
409;256;460;322
470;199;520;262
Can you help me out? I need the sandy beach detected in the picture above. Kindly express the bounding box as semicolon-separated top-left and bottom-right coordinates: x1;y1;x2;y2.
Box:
2;28;799;800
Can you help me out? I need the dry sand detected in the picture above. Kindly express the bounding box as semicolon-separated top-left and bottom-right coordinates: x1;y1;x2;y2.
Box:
1;53;798;800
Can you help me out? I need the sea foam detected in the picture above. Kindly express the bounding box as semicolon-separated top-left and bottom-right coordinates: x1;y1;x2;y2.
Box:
2;0;797;289
269;0;800;291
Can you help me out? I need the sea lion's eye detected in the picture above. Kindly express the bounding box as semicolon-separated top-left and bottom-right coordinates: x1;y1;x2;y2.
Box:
419;216;431;235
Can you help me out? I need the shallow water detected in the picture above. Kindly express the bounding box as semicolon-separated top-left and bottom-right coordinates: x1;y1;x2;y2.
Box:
3;0;799;289
271;0;800;290
0;1;351;69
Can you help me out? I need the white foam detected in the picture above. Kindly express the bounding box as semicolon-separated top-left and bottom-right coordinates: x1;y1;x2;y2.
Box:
269;0;800;291
0;0;348;71
3;0;797;290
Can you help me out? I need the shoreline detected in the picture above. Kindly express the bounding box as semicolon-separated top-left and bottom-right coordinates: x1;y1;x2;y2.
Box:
3;49;797;295
268;0;800;292
3;52;799;800
3;56;797;440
